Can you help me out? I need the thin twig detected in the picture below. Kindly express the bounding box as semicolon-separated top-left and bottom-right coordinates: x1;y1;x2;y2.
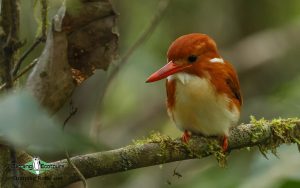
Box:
106;0;171;85
92;0;171;134
0;59;38;91
166;161;182;185
41;0;48;41
0;83;6;92
12;37;43;76
14;59;38;80
173;162;182;179
12;0;48;76
63;100;87;188
65;150;88;188
63;100;78;128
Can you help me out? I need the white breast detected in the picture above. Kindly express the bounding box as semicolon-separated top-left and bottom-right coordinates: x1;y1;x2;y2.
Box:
167;73;239;136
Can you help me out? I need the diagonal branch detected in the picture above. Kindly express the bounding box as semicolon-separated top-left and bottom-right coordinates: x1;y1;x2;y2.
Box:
12;0;48;77
106;0;171;85
14;118;300;188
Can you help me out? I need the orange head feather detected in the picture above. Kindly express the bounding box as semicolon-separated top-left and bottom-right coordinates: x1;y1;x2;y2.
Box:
146;33;242;109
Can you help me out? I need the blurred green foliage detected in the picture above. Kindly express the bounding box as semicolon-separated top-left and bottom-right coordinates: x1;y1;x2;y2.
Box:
0;91;98;154
1;0;300;187
98;0;300;187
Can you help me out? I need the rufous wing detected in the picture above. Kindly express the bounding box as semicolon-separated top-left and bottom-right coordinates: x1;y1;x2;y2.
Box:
225;63;243;109
165;79;176;109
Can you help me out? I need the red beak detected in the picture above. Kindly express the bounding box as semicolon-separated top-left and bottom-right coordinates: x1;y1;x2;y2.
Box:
146;61;192;83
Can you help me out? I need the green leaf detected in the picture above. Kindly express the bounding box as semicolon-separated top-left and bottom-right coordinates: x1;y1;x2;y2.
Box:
0;90;98;154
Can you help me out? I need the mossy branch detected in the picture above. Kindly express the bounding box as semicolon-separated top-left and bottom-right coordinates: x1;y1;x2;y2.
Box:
11;118;300;188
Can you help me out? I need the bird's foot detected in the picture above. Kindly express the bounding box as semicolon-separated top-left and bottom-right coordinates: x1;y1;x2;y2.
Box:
181;130;191;143
222;135;228;152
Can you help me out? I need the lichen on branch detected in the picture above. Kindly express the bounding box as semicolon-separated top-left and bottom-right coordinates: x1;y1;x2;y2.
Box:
10;117;300;188
250;116;300;157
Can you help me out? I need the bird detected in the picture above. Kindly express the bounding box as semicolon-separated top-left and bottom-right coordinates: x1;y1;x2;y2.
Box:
146;33;242;151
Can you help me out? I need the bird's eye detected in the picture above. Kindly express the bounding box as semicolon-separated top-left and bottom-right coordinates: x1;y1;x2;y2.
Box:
187;55;197;63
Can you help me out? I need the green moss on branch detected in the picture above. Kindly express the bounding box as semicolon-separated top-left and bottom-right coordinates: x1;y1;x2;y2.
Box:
250;116;300;157
9;117;300;188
